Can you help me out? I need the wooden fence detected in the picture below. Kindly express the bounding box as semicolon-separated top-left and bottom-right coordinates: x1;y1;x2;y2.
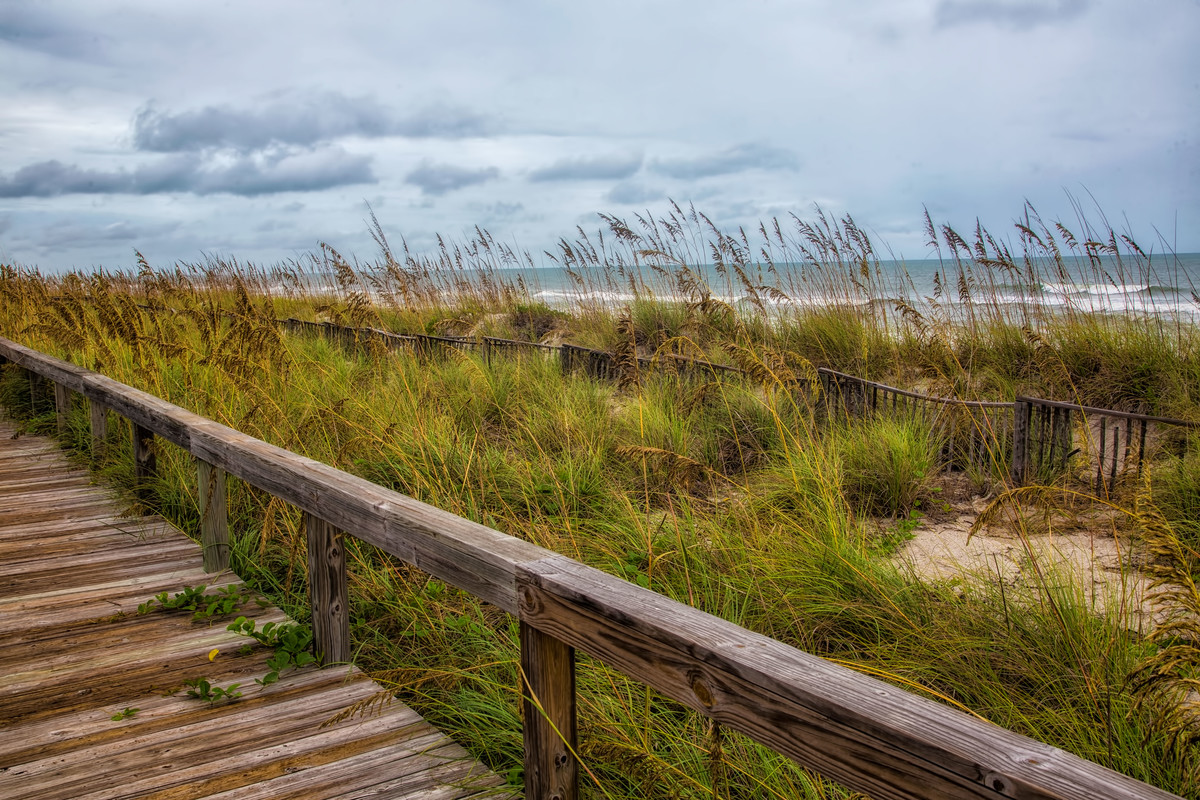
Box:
819;368;1200;491
282;317;1200;493
1012;397;1200;493
0;333;1182;800
139;311;1200;488
819;368;1016;478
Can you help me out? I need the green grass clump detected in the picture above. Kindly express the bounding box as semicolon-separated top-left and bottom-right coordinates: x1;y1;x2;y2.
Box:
833;416;943;518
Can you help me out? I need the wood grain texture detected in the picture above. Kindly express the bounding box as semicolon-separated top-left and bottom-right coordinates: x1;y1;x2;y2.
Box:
516;556;1181;800
305;513;350;665
1011;398;1031;486
520;621;577;800
88;397;108;459
0;420;506;800
53;380;71;437
133;421;156;505
198;459;230;572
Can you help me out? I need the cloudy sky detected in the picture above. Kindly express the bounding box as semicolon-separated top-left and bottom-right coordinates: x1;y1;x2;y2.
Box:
1;0;1197;273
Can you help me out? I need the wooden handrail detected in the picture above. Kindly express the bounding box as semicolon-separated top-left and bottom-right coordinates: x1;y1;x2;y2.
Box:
0;335;1180;800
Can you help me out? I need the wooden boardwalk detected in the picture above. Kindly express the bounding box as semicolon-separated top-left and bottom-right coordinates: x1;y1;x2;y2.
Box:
0;420;506;800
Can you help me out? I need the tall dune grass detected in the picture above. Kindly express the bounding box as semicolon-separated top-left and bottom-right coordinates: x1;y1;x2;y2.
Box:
2;202;1200;797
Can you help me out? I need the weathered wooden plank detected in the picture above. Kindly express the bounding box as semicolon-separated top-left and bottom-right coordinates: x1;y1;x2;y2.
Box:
0;339;92;393
0;665;345;766
305;512;350;665
211;740;501;800
0;534;195;576
0;680;395;799
89;397;108;459
187;420;550;615
0;516;172;549
0;417;502;800
198;458;230;572
133;421;156;505
53;380;71;437
181;735;473;800
0;511;165;541
0;471;104;493
1011;398;1031;486
0;572;240;634
521;620;577;800
516;556;1180;800
0;609;289;688
71;725;454;800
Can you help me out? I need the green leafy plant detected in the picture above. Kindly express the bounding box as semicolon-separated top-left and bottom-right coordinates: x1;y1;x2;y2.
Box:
138;584;250;620
183;677;242;704
110;706;139;721
874;504;924;556
227;616;316;685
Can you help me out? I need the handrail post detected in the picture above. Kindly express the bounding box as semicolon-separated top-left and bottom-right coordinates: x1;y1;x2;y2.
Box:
520;620;578;800
197;459;230;572
89;399;108;460
304;512;350;665
1011;398;1031;487
53;381;71;438
133;422;156;505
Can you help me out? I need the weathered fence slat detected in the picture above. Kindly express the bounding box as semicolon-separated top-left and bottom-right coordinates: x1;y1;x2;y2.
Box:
1138;418;1149;476
53;381;71;437
133;422;156;505
197;459;230;572
304;512;350;666
1011;399;1032;485
520;619;578;800
88;398;108;460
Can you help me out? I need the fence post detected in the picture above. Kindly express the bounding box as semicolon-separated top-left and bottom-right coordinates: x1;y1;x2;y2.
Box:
89;399;108;460
53;382;71;438
197;459;230;572
304;512;350;665
132;423;156;505
520;620;578;800
1011;399;1032;487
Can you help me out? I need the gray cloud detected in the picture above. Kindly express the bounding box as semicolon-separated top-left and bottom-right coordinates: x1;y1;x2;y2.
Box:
0;216;11;236
605;181;666;205
0;148;375;198
0;160;131;196
935;0;1089;30
529;153;643;182
133;92;494;153
405;162;499;196
36;218;179;248
649;143;799;180
0;4;108;61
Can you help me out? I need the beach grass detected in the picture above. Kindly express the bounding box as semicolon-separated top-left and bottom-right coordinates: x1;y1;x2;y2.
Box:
2;203;1200;797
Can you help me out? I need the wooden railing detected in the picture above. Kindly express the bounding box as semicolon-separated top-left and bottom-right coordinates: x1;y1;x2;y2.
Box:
1011;396;1200;492
0;334;1181;800
819;367;1200;490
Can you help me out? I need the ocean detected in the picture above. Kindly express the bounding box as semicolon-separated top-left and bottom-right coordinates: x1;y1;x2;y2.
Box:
498;252;1200;322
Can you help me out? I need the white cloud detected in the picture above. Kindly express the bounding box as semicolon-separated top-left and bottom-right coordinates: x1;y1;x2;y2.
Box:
0;0;1194;271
